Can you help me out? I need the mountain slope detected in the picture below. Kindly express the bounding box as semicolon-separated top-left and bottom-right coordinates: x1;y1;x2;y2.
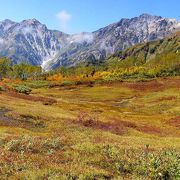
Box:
47;14;180;70
0;14;179;70
106;32;180;70
0;19;70;66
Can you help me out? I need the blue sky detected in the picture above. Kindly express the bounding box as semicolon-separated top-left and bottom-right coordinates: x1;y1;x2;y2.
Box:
0;0;179;34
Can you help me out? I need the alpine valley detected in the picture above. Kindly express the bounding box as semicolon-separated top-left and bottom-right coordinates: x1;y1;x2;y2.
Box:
0;6;180;179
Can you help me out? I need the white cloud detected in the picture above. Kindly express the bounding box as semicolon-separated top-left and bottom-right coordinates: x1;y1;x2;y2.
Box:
56;10;72;31
70;33;94;44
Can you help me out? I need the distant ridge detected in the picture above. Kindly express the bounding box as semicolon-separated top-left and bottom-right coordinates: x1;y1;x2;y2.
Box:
0;14;179;70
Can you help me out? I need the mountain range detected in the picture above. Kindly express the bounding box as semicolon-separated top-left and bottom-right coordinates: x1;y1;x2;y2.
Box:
0;14;179;70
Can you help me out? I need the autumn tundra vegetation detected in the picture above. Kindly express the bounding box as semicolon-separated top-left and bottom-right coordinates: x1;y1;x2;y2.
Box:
0;34;179;179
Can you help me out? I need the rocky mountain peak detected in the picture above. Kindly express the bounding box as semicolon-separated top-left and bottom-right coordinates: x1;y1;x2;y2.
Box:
21;18;41;25
139;13;156;18
0;19;16;32
20;19;47;32
0;14;179;70
1;19;15;25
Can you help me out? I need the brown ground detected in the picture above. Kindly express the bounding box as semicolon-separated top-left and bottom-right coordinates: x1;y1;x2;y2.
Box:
0;108;44;130
75;113;166;136
123;80;165;91
4;91;57;105
168;116;180;128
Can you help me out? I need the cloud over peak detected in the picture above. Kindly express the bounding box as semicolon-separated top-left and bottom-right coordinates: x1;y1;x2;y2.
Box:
56;10;72;32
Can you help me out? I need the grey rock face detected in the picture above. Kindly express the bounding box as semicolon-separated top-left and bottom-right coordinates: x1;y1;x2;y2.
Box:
0;14;179;70
0;19;69;67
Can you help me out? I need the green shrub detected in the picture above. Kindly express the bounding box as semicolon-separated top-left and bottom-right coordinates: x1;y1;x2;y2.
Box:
4;136;62;154
24;80;49;89
61;80;73;86
13;85;32;94
0;86;5;91
101;146;180;179
4;139;20;152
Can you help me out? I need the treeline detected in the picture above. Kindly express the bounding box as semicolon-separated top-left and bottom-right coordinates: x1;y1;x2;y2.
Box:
0;58;42;80
47;52;180;83
0;51;179;84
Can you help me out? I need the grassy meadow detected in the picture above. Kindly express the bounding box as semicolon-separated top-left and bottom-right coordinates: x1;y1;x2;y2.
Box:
0;77;179;179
